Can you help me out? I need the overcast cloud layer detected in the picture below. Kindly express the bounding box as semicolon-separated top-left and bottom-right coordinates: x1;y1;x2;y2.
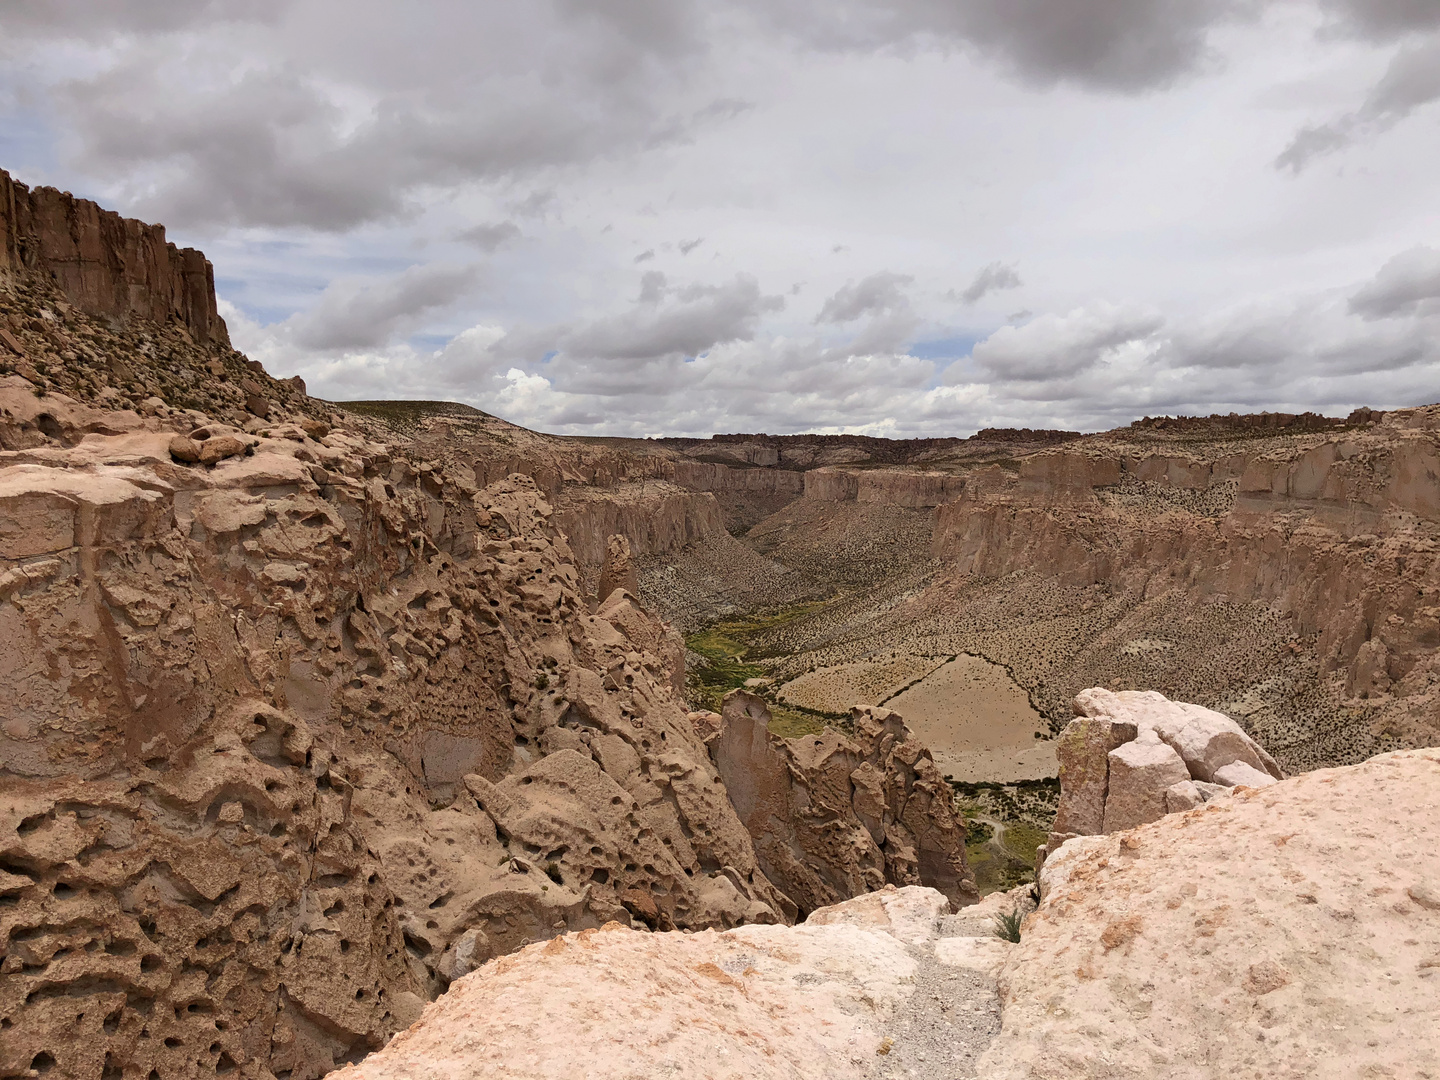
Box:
3;0;1439;436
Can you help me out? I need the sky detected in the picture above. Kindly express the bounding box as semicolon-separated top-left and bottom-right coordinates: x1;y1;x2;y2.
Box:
2;0;1439;438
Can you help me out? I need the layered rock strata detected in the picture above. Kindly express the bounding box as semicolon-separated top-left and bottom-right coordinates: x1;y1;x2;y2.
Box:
930;415;1440;761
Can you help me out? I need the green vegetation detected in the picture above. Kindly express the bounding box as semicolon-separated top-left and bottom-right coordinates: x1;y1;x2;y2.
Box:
684;603;834;719
992;907;1024;943
1001;821;1049;864
953;779;1058;895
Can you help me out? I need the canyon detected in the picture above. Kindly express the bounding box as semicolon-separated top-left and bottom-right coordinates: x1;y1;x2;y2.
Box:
0;176;1436;1079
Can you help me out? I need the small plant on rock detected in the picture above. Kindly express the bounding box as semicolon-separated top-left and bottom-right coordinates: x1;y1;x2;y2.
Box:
993;907;1024;943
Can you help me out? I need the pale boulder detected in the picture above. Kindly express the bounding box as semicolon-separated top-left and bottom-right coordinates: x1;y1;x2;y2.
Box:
1102;734;1190;832
1213;760;1278;788
1163;779;1204;812
978;748;1440;1080
1165;708;1284;782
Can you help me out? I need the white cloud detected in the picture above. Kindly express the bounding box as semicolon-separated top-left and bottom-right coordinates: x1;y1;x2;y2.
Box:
14;0;1440;436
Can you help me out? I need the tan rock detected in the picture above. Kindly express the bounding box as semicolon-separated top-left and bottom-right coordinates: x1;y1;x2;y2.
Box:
167;434;201;462
197;432;249;464
978;748;1440;1080
1163;778;1204;812
332;887;949;1080
1051;716;1137;835
1102;734;1190;832
711;692;976;915
596;531;639;601
1213;760;1278;788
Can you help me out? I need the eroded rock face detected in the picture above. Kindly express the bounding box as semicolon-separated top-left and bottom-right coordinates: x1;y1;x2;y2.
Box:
708;691;977;915
980;748;1440;1079
0;378;797;1078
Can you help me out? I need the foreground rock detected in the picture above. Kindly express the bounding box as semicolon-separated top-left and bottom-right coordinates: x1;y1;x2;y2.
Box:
981;747;1440;1079
338;749;1440;1080
336;885;1011;1080
1041;688;1285;862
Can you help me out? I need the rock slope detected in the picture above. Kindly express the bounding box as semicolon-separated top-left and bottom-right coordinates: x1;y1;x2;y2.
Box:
979;746;1440;1079
334;884;1019;1080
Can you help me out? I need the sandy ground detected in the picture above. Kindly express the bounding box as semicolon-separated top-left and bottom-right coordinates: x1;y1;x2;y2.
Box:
882;655;1056;782
779;655;947;713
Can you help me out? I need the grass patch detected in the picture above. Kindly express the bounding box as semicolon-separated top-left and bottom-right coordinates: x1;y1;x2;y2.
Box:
685;603;833;714
1001;822;1048;865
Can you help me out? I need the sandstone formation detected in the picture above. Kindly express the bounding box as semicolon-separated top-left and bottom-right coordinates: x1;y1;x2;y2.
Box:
333;884;1012;1080
707;691;978;914
979;747;1440;1079
333;746;1439;1080
1;169;228;345
1038;689;1285;864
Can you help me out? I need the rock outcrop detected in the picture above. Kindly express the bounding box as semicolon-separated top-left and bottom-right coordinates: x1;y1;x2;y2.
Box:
706;691;978;914
0;371;810;1076
331;745;1440;1080
1038;689;1284;865
979;747;1440;1079
0;226;974;1077
334;884;1012;1080
1;168;228;345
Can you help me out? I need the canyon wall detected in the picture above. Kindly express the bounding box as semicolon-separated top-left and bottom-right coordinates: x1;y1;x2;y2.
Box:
0;169;228;346
931;414;1440;750
804;466;967;507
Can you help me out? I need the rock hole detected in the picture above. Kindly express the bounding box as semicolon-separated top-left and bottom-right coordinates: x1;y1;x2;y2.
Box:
31;1052;56;1074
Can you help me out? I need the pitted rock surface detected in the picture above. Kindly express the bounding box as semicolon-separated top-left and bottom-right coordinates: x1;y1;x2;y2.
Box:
981;748;1440;1079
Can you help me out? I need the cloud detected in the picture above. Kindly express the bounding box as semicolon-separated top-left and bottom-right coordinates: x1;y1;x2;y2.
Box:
0;0;287;38
456;221;521;251
1317;0;1440;41
678;237;704;255
967;302;1164;382
755;0;1249;92
957;261;1023;304
817;272;914;323
1348;246;1440;319
1277;33;1440;171
282;263;480;351
634;249;656;263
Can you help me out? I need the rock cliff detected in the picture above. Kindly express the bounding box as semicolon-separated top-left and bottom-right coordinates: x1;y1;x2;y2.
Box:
1;169;228;346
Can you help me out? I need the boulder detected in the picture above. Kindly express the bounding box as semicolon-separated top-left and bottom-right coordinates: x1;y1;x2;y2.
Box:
1051;716;1137;836
1102;734;1190;832
1163;779;1204;812
977;748;1440;1080
1213;760;1278;788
